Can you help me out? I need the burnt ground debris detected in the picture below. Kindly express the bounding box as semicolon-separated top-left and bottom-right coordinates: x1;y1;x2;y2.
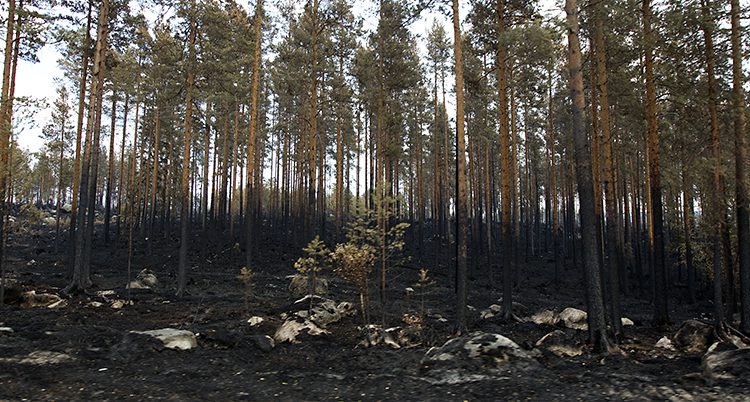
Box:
1;214;749;401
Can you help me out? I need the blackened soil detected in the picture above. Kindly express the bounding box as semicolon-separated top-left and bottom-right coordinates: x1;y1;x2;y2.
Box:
1;220;749;401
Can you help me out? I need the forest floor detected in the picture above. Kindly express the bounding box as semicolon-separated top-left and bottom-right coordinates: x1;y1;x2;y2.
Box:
1;210;750;401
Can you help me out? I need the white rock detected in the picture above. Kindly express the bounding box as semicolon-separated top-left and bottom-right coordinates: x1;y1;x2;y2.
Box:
274;318;329;344
126;269;159;289
247;316;264;326
61;203;73;213
530;310;559;326
132;328;197;350
111;300;132;309
559;307;588;330
0;327;13;334
0;350;75;365
621;317;635;326
655;336;675;350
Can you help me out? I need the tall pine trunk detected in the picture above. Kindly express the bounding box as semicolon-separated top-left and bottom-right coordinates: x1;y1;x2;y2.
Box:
496;0;513;320
177;0;197;297
566;0;611;351
594;1;623;334
245;0;263;270
0;0;17;306
643;0;668;325
452;0;468;331
729;0;750;334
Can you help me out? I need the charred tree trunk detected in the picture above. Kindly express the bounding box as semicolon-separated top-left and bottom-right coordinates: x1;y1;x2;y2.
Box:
643;0;669;326
730;0;750;334
177;0;197;297
566;0;612;351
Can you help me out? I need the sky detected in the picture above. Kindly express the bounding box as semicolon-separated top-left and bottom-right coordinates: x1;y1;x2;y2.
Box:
10;0;563;156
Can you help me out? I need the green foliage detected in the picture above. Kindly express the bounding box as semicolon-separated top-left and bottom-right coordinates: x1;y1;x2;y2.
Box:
294;235;331;275
294;236;331;308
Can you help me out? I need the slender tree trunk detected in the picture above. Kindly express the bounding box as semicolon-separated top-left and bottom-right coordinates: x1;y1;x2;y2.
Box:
566;0;612;351
547;69;561;283
116;93;129;241
177;0;197;297
66;0;109;293
681;165;695;303
594;2;623;334
644;0;668;325
730;0;750;334
0;0;16;306
69;0;92;274
335;71;344;241
55;90;68;254
701;0;724;322
202;104;211;232
245;0;263;270
496;0;514;320
452;0;468;331
105;91;117;244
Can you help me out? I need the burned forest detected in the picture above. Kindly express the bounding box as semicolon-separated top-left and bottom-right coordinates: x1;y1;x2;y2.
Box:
1;0;750;400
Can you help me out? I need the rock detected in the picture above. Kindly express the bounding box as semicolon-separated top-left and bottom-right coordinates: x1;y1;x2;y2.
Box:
287;274;328;297
297;298;354;328
61;203;73;213
673;320;714;354
0;327;13;335
126;269;159;289
274;297;354;344
358;325;418;349
421;332;537;384
535;330;583;357
96;290;117;298
655;336;675;350
250;334;275;352
247;316;264;326
482;302;529;319
21;291;66;309
87;301;104;308
274;317;329;344
530;309;559;326
702;343;750;382
621;317;635;326
43;217;57;226
111;300;132;309
131;328;197;350
559;307;588;330
0;351;75;365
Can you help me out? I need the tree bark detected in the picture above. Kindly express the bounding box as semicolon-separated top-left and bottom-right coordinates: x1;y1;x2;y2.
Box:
594;1;623;334
245;0;263;270
0;0;17;306
496;0;513;320
105;91;117;244
730;0;750;334
67;0;109;293
643;0;669;325
565;0;611;351
452;0;468;331
177;0;197;297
